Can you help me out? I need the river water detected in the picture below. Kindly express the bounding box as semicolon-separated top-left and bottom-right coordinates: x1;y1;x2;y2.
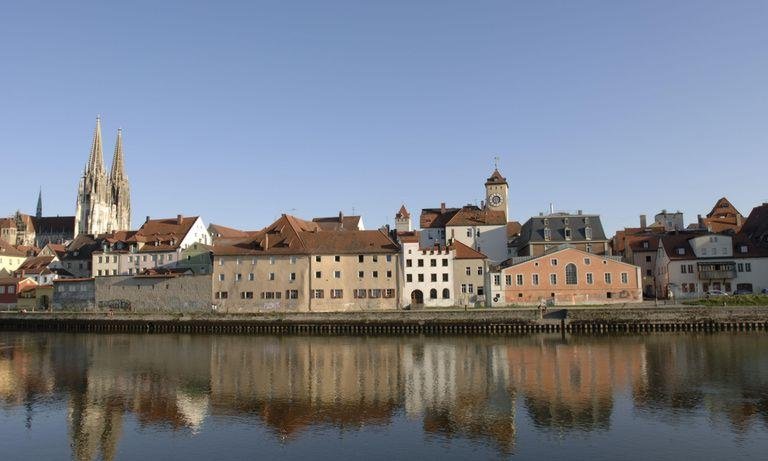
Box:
0;332;767;460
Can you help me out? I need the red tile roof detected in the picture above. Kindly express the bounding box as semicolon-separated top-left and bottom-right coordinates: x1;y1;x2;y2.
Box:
451;241;487;260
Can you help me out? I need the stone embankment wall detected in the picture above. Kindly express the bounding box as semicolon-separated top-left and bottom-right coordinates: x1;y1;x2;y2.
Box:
1;306;767;335
95;275;212;313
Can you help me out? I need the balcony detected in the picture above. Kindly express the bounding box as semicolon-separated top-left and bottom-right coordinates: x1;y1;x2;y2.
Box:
697;262;736;280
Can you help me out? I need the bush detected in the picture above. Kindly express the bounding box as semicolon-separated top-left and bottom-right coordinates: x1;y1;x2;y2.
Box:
683;295;768;306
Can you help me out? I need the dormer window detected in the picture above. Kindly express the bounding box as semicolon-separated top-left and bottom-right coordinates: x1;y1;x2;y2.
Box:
564;228;572;241
642;241;649;249
564;218;569;226
740;245;748;254
544;228;551;241
585;226;592;240
584;217;589;225
543;218;549;226
676;247;685;255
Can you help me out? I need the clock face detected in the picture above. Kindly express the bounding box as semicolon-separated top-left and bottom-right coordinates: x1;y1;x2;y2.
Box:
489;194;503;206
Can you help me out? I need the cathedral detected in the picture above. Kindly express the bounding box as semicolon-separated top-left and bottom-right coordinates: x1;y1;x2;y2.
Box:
74;117;131;236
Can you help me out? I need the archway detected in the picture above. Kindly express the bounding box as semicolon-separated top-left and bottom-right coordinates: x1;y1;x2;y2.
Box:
410;290;424;306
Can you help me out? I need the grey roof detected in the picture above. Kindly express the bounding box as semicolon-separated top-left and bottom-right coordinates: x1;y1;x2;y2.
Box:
515;213;608;247
60;234;104;261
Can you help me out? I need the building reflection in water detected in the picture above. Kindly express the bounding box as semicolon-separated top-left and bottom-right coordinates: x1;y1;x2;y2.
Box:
1;332;768;460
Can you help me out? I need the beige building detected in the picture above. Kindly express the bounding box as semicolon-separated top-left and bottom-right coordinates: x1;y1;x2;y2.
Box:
0;240;26;273
452;241;488;307
212;214;399;312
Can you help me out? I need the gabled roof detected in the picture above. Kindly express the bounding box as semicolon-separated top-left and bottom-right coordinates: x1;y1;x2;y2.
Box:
703;197;744;233
506;221;522;239
0;240;25;258
451;241;487;260
312;213;362;231
658;231;707;260
397;231;420;244
445;206;506;227
213;214;398;256
485;169;507;186
131;216;199;252
33;216;75;234
15;256;55;275
396;205;410;219
60;234;104;260
208;224;260;240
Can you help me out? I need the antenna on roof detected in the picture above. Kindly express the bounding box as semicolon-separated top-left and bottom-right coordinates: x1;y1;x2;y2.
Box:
493;155;500;170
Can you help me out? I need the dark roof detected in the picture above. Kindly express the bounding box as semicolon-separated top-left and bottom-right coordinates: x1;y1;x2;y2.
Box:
312;213;362;231
516;213;608;247
15;256;54;274
33;216;75;234
61;234;105;261
659;231;707;260
485;169;507;186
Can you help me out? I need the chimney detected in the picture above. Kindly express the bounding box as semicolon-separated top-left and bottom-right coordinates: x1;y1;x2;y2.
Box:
264;233;269;250
640;214;647;228
697;214;703;226
549;203;554;215
577;210;582;215
145;216;150;223
440;202;446;213
480;200;485;209
177;215;183;225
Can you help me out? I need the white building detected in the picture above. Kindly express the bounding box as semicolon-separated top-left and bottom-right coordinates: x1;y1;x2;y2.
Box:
400;232;455;307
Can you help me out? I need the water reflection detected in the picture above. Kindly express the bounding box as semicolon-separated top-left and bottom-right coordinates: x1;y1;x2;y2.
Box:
1;332;767;460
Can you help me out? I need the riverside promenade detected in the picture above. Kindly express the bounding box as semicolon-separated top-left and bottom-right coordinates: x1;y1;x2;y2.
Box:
1;304;768;335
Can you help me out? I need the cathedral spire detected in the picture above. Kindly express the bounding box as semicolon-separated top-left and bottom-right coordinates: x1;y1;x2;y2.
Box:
110;128;126;182
87;115;105;175
36;188;42;219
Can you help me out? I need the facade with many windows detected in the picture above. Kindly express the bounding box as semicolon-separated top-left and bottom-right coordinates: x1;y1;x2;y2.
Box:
487;246;642;306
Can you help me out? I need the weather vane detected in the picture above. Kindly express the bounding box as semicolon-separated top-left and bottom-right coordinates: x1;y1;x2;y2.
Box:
493;155;500;170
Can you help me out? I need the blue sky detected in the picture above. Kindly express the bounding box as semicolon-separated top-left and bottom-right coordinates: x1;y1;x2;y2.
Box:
1;1;767;234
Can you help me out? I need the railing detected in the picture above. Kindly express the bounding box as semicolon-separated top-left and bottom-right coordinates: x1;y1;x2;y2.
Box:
698;270;736;280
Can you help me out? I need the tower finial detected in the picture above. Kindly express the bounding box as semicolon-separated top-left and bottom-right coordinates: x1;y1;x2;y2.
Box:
493;155;500;170
87;115;105;175
36;187;42;219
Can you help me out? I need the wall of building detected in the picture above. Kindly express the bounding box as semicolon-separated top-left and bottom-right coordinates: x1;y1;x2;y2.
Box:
453;258;486;307
52;280;96;311
447;224;506;263
95;275;212;312
212;255;310;313
0;254;25;273
310;253;399;311
401;243;453;308
493;249;642;306
526;241;609;257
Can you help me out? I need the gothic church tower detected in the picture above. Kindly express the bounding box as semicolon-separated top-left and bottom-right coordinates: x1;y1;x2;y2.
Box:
75;117;131;236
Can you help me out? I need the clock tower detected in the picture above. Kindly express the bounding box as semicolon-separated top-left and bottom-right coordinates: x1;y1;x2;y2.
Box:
484;168;508;221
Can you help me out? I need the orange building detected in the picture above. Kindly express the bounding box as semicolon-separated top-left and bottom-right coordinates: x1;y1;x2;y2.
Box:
488;246;642;306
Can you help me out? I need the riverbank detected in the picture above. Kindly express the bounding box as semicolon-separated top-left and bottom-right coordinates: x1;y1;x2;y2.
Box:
1;305;767;334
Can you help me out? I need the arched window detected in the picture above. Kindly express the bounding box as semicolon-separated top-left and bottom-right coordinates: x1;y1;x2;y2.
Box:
442;288;450;299
565;263;578;285
429;289;437;299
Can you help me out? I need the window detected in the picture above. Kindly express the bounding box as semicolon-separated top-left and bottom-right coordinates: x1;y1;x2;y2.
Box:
465;267;471;276
687;264;694;273
551;259;558;266
248;273;254;281
290;256;297;264
315;271;322;279
645;256;652;262
429;289;437;299
358;271;364;278
268;272;275;281
621;272;628;284
586;273;593;284
461;284;467;293
218;274;225;282
681;265;687;274
370;289;382;298
565;264;577;285
605;273;612;284
740;245;748;254
240;291;254;299
516;274;523;285
406;259;412;267
335;255;341;262
585;227;592;240
358;255;364;263
505;275;512;286
466;228;472;237
550;273;557;285
646;269;652;276
494;274;501;286
384;289;395;298
373;255;378;263
289;272;296;281
334;270;341;278
544;229;551;241
215;291;228;299
430;273;437;282
676;248;685;256
442;259;448;267
442;273;449;282
746;263;752;272
236;257;241;265
418;274;424;282
532;274;539;285
251;258;256;265
353;289;367;299
286;290;299;299
269;257;276;265
331;289;344;299
430;259;437;267
564;228;572;240
442;288;450;299
417;259;424;267
387;270;392;278
586;243;593;253
312;289;324;299
373;271;379;278
477;266;483;275
386;255;392;263
406;274;413;282
468;284;474;294
738;263;744;272
584;258;591;265
315;255;322;262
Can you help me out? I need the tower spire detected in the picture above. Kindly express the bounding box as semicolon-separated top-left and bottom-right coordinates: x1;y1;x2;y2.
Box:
36;187;42;219
110;128;126;181
87;115;105;175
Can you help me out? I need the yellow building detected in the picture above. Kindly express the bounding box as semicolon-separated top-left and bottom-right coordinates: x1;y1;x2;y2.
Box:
0;240;26;273
17;284;53;311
